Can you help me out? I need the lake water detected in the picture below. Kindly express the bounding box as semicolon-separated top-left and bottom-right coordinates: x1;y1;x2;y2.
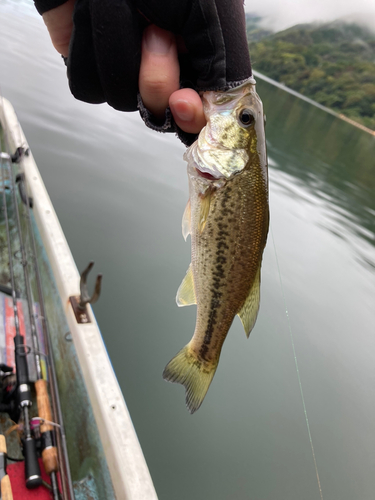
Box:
1;2;374;499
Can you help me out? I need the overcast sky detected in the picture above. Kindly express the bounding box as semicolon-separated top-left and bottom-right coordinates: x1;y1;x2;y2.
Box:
244;0;375;31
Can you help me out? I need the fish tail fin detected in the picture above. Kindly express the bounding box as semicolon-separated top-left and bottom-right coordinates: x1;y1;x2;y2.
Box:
163;344;218;414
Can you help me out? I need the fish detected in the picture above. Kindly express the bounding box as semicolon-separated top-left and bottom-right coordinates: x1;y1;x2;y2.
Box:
163;77;269;413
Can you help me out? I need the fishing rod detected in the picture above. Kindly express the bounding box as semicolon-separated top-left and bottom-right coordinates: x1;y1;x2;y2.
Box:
17;166;75;500
0;152;42;489
2;147;62;499
1;96;75;499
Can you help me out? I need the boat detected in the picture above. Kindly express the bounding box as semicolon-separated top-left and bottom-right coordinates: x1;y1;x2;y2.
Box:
0;96;158;499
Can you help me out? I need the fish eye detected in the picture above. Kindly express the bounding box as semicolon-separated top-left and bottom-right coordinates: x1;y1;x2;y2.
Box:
238;108;255;128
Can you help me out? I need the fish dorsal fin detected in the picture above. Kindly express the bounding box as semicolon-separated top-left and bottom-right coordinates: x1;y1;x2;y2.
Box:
176;264;196;307
237;266;261;338
182;199;191;241
199;190;212;233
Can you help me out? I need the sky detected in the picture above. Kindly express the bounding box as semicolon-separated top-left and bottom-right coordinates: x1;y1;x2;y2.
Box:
244;0;375;31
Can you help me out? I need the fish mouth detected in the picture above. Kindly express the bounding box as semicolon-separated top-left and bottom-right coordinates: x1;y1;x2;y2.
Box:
195;168;216;181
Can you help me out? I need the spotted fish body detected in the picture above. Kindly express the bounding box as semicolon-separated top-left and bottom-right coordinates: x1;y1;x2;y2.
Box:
163;78;269;413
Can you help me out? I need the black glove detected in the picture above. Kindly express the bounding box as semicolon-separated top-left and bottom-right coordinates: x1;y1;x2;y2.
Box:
34;0;252;145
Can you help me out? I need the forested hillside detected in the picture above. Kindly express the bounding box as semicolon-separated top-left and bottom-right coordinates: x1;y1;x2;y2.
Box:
247;19;375;130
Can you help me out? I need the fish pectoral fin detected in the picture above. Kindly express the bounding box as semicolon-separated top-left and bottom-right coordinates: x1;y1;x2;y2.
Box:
176;264;196;307
182;199;191;241
237;266;261;338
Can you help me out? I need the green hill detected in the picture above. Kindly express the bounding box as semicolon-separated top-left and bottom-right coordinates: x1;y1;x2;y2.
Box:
248;20;375;130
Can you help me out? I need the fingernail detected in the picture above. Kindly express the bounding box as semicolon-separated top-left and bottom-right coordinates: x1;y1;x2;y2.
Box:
171;100;195;122
143;26;173;54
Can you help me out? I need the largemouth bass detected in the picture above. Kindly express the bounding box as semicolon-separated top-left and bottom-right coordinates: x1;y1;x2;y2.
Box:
163;78;269;413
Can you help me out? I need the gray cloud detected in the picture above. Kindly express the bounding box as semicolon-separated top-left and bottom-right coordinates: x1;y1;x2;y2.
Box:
244;0;375;31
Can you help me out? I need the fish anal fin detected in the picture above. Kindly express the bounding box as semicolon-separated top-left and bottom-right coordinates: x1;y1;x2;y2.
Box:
237;266;261;338
182;199;191;241
176;264;196;307
163;344;218;414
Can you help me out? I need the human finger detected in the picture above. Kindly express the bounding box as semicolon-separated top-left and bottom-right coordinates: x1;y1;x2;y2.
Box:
42;0;75;57
169;88;206;135
139;25;180;119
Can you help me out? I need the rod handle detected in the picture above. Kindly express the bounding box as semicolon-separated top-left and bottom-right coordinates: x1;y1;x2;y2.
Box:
0;434;6;454
35;380;59;474
41;446;59;476
35;380;53;431
1;475;13;500
0;435;13;500
14;335;29;386
23;437;42;489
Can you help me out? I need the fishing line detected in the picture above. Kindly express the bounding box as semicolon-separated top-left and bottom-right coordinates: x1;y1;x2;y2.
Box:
270;222;324;500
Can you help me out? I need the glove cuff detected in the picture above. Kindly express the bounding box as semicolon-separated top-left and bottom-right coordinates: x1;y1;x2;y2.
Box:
34;0;67;15
137;94;198;147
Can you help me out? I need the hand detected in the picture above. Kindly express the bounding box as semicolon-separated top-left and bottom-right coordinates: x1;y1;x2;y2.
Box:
38;0;251;145
42;2;205;135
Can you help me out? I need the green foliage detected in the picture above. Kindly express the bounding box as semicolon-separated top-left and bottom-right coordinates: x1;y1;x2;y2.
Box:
248;21;375;130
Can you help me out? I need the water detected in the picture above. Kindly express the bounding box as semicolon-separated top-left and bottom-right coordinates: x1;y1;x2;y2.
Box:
1;2;374;499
